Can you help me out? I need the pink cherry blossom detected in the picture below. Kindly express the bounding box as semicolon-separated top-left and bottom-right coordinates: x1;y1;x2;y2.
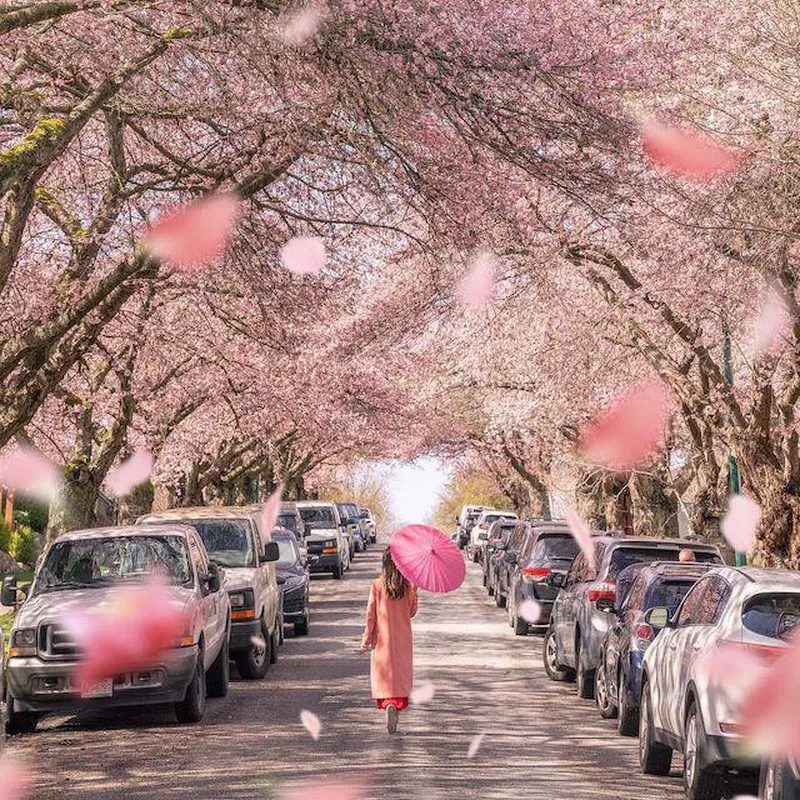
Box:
565;507;595;571
263;482;285;535
579;378;670;471
518;599;542;624
0;754;31;800
410;680;436;705
280;237;327;275
0;446;61;501
642;121;742;180
456;251;495;309
467;733;486;759
104;448;154;497
721;494;761;554
300;709;321;740
145;194;240;271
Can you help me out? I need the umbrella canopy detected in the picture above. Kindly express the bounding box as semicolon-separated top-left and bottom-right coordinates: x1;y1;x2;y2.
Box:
390;524;466;594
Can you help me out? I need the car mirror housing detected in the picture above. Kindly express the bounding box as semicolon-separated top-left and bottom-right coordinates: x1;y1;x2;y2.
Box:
276;575;287;586
262;541;280;563
203;564;221;594
644;606;671;630
505;552;517;565
1;575;18;606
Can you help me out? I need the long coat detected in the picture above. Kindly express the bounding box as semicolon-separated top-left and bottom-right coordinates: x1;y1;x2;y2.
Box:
362;578;418;698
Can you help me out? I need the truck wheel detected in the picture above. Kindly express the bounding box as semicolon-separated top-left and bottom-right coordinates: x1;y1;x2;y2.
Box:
543;625;574;682
332;563;343;580
617;667;639;736
294;616;309;636
576;636;595;699
236;619;270;679
206;635;230;698
6;700;39;735
684;701;724;800
175;646;206;723
639;682;672;776
269;618;279;664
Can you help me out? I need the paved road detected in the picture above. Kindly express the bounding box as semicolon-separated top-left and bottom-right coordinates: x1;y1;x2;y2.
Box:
8;547;687;799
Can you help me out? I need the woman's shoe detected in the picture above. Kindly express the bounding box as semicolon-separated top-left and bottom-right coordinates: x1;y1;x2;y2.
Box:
386;704;398;734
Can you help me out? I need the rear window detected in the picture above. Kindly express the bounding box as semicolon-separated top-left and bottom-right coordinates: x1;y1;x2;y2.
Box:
607;546;720;579
529;535;580;565
743;594;800;641
647;578;697;616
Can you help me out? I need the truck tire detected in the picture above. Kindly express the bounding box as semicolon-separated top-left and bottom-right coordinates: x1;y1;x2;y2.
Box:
576;635;595;699
294;616;309;636
332;562;343;580
684;701;724;800
175;646;206;723
206;635;230;698
236;619;270;679
639;682;672;776
6;700;39;735
543;625;575;682
269;617;279;664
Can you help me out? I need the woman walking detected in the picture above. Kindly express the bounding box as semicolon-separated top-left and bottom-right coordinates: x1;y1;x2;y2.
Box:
360;548;419;734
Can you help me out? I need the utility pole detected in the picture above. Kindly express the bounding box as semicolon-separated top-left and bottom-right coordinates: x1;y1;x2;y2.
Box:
723;323;747;566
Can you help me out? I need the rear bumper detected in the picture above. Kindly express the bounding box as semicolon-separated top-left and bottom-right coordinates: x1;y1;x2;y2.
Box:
7;648;197;712
702;733;759;772
230;618;261;652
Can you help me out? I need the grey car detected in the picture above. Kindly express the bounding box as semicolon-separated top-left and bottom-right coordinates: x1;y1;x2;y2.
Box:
2;525;231;734
543;534;723;699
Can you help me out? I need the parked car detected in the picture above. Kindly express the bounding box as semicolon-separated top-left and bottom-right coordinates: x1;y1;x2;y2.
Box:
760;758;800;799
296;501;349;579
543;534;723;699
277;502;309;543
639;567;800;800
594;561;714;735
2;524;231;733
359;507;377;544
138;506;281;680
338;501;366;553
468;509;518;562
272;527;312;636
482;519;516;592
456;505;483;549
504;522;575;635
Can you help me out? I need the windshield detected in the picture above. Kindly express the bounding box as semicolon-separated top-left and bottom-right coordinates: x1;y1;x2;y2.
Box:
278;513;299;533
37;536;192;591
484;514;516;525
650;579;696;616
299;506;336;528
274;537;297;565
530;535;580;565
743;594;800;641
183;519;255;568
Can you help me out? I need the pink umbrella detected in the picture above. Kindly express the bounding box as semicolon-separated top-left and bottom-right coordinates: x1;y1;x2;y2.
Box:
390;524;466;594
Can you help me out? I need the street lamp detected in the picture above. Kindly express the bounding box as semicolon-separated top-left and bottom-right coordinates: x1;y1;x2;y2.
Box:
723;323;747;567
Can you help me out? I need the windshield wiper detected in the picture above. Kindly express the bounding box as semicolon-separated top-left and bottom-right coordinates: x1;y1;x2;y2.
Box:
41;581;95;591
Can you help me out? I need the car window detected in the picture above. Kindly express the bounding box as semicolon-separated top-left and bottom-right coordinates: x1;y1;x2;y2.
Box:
607;547;666;579
646;578;697;617
675;579;709;627
299;506;336;528
274;537;298;565
694;576;731;624
625;575;647;611
507;522;527;551
566;552;587;586
529;534;580;566
278;513;299;533
187;533;208;575
181;519;255;568
742;594;800;640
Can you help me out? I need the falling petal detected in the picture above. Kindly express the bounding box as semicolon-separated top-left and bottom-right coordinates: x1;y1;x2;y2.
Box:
281;236;326;275
755;290;789;356
467;733;485;759
579;378;670;470
300;709;321;740
250;635;266;649
282;779;366;800
456;250;495;309
145;193;240;271
518;599;542;625
0;446;61;501
0;754;31;800
721;494;761;554
278;5;324;46
410;680;435;705
642;121;742;180
105;449;154;497
262;483;285;535
565;507;595;572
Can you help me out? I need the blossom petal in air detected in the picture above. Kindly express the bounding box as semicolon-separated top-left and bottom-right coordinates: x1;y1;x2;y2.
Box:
262;483;285;535
642;121;742;180
278;5;324;46
565;507;595;572
518;599;542;625
721;494;761;554
410;680;435;705
300;709;321;740
755;290;789;356
282;779;366;800
0;447;61;501
104;449;154;497
281;237;326;275
579;378;670;471
145;193;240;271
467;733;485;759
0;753;31;800
456;250;495;309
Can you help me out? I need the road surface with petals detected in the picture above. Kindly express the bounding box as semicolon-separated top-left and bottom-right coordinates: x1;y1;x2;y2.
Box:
8;546;685;799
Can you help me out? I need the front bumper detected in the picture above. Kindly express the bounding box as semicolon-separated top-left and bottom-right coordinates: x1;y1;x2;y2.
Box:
282;585;308;622
309;553;340;573
230;618;261;652
7;647;197;713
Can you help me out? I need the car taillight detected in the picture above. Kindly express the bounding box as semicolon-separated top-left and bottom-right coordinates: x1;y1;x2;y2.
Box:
634;623;655;650
588;581;616;604
716;639;785;665
522;567;551;583
479;523;488;530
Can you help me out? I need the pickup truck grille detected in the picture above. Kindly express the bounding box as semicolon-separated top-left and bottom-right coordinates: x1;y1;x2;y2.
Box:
38;623;81;660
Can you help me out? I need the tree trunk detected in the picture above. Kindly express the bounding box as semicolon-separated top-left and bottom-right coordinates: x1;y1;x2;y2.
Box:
628;473;678;537
753;479;800;568
46;462;100;542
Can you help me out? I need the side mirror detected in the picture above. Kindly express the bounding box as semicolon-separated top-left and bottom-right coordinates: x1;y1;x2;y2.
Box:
495;541;507;551
261;541;280;563
276;575;287;586
547;572;566;589
304;522;312;536
505;552;517;565
644;606;671;630
203;564;221;594
2;575;18;606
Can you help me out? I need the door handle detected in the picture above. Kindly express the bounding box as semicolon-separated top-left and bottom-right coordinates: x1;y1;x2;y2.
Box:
692;644;702;651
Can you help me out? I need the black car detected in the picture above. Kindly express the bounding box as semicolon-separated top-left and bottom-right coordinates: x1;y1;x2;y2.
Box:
505;523;575;635
273;528;311;636
482;519;517;592
594;561;713;734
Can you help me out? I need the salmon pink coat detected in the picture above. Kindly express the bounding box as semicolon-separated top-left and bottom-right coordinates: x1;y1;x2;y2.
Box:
362;578;418;699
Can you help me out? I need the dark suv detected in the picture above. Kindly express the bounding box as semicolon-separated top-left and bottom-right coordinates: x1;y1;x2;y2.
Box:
504;523;575;635
594;561;714;735
543;535;723;699
482;519;517;593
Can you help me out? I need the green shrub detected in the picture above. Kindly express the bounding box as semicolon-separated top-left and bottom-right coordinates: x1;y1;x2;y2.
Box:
12;496;48;533
10;524;37;566
0;521;12;555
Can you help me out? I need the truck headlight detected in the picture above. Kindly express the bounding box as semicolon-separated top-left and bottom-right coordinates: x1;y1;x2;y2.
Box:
229;588;255;620
229;592;246;608
9;628;36;657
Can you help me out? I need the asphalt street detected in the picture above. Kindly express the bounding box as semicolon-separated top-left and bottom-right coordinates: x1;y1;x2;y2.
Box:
8;546;688;799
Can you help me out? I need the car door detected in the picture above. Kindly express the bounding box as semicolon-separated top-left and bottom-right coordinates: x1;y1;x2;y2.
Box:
557;553;587;667
251;519;276;629
187;532;220;668
608;575;646;700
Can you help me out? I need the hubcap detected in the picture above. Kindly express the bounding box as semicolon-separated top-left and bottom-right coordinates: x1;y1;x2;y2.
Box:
597;664;607;708
252;636;266;666
685;713;698;788
547;634;558;671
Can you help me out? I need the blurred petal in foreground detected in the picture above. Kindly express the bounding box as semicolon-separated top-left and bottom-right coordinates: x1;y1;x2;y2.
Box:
0;447;61;501
262;482;285;534
410;680;436;705
282;779;366;800
281;236;326;275
468;733;486;759
721;494;761;554
105;449;154;497
278;5;324;45
456;250;495;309
565;507;595;572
300;709;321;740
0;754;31;800
642;122;742;180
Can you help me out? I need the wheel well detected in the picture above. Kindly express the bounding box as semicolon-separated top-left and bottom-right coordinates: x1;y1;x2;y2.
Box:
684;685;697;725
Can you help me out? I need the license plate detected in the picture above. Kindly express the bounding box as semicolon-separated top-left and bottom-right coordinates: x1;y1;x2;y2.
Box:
81;678;113;699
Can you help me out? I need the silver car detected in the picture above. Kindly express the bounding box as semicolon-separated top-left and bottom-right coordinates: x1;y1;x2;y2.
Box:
138;507;281;680
639;567;800;800
3;525;231;734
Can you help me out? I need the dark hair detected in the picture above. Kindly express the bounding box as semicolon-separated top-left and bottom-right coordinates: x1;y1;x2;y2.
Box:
382;548;408;599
